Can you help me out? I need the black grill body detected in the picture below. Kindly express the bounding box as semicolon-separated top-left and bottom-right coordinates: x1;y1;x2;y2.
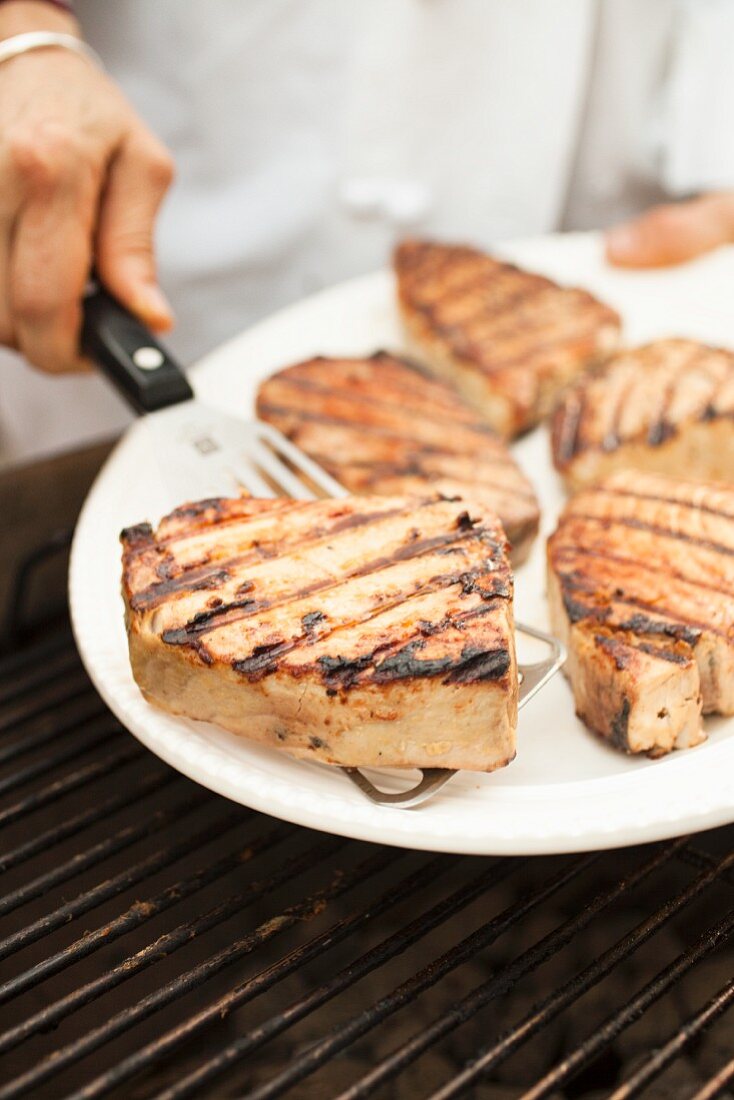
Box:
0;492;732;1100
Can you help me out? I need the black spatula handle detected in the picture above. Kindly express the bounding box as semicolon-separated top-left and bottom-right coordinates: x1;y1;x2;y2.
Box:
81;278;193;413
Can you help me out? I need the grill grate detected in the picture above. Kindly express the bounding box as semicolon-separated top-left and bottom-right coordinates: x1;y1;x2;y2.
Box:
0;615;733;1097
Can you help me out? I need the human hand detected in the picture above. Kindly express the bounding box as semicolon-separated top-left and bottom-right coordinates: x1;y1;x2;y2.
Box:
606;193;734;269
0;1;174;373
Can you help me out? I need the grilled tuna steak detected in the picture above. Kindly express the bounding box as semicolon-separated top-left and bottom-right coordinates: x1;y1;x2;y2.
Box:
122;494;518;771
548;470;734;756
394;239;621;438
256;352;540;563
552;338;734;490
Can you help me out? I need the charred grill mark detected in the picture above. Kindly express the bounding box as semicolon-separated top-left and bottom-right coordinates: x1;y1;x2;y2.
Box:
154;554;178;582
317;653;377;689
258;403;495;449
610;699;630;752
562;589;609;625
130;568;233;611
151;494;508;672
594;633;632;671
635;641;692;665
559;572;706;644
457;569;512;599
616;613;701;648
554;391;586;464
642;362;682;448
596;486;734;523
369;639;504;684
131;500;427;611
593;632;692;669
567;511;734;558
327;503;421;535
319;621;510;689
472;332;603;376
344;525;503;580
166;497;229;520
552;539;734;601
426;276;545;325
120;522;154;547
164;542;508;660
645;353;699;446
646;419;676;446
159;595;264;645
443;646;512;683
328;450;522;475
264;373;487;431
600;387;626;453
301;610;326;632
456;511;474;530
232;594;505;685
232;640;294;677
154;499;304;546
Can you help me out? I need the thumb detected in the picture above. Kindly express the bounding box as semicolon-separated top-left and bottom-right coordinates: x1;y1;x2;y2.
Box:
606;195;734;269
95;133;175;330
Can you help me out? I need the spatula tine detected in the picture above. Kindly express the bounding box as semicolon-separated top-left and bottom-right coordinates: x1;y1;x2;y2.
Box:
228;458;275;498
248;435;318;499
256;422;349;497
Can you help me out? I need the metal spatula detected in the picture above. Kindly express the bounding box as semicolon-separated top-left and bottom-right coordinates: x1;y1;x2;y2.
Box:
82;280;564;809
81;279;348;505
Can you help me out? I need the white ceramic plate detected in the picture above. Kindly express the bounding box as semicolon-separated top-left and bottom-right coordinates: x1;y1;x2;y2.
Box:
69;232;734;855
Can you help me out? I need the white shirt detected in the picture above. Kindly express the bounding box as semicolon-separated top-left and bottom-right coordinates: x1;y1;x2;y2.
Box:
3;0;734;465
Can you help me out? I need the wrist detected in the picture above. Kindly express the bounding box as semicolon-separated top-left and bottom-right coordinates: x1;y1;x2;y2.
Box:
0;1;79;40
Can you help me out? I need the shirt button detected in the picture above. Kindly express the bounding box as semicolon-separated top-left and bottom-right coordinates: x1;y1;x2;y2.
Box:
339;176;433;226
339;177;384;219
382;180;433;226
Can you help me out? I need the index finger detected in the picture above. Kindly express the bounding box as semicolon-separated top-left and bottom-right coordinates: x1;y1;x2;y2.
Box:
10;128;99;373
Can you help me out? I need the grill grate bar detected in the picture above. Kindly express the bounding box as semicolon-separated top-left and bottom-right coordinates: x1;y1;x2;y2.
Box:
333;839;685;1100
153;855;512;1100
0;675;94;736
0;649;83;710
0;819;289;1056
0;835;345;1099
186;853;595;1100
0;698;107;767
0;799;242;978
609;974;734;1099
0;773;192;921
0;766;172;873
434;852;734;1100
64;846;419;1100
0;716;122;797
0;629;72;679
691;1057;734;1100
0;740;143;829
677;844;734;890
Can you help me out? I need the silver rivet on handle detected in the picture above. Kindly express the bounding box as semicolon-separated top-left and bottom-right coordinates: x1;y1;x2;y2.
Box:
133;347;165;371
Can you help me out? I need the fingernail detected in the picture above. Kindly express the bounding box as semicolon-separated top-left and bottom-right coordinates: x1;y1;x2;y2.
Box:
134;284;175;329
606;225;638;258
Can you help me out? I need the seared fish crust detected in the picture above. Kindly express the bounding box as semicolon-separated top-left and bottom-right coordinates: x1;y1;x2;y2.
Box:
256;352;540;563
394;239;621;438
552;338;734;490
122;494;518;771
548;470;734;756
